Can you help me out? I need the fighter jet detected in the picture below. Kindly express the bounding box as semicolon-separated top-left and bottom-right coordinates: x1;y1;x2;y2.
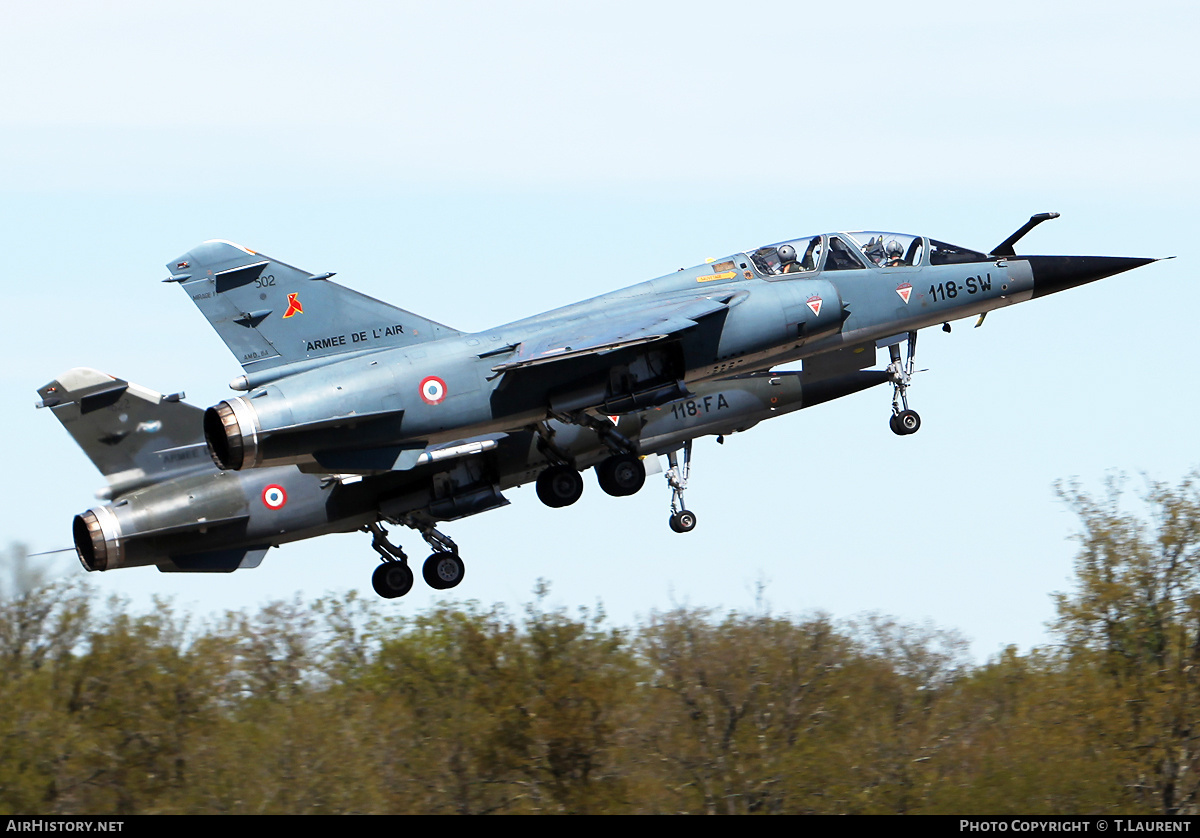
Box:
41;366;887;598
171;213;1158;514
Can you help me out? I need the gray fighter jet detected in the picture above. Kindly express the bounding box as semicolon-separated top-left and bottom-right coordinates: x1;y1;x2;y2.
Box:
41;366;887;598
171;213;1158;513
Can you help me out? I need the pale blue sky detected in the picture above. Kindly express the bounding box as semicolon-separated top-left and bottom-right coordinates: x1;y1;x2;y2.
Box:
3;1;1197;659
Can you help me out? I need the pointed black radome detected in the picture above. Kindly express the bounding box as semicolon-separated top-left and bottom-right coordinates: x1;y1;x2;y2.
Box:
802;370;892;407
1027;255;1159;299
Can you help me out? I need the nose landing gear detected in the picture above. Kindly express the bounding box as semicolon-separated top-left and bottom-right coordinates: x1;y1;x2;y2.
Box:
669;508;697;533
665;440;697;533
887;331;922;436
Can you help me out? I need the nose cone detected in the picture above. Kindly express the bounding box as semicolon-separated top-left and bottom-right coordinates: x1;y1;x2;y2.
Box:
802;370;892;406
1027;255;1158;299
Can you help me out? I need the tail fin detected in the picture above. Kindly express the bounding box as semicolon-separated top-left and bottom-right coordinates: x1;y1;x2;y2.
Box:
165;240;462;378
37;368;212;498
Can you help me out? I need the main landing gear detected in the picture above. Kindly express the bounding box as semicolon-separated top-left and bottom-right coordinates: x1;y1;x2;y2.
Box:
596;453;646;497
536;452;646;505
536;464;584;507
533;422;585;508
533;413;690;533
366;520;465;599
665;440;697;534
887;330;922;436
534;418;648;507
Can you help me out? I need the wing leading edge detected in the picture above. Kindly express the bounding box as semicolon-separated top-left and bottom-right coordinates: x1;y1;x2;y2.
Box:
489;296;731;373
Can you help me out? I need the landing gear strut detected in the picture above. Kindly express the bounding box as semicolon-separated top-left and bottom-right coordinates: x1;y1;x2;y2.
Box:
368;523;413;599
665;440;697;533
365;519;466;598
406;516;466;591
888;330;922;436
533;422;585;508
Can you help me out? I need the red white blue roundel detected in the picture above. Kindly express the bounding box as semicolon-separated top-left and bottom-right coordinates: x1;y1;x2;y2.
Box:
261;484;287;510
419;375;447;405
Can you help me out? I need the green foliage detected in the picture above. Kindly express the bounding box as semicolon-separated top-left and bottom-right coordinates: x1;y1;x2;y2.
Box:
359;589;639;813
637;608;854;813
1052;473;1200;814
5;473;1200;815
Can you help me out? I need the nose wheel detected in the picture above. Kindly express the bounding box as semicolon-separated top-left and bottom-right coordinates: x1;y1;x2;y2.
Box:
887;331;922;436
890;409;921;435
669;509;697;533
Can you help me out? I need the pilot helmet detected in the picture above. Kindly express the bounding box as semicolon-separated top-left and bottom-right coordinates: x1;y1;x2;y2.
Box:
885;239;904;257
778;244;797;263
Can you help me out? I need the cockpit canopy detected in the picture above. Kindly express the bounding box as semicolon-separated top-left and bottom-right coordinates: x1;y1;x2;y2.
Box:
747;231;986;276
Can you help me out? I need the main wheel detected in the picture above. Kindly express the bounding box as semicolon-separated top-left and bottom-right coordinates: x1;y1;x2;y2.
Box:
423;552;466;590
669;510;697;533
536;464;584;508
372;562;414;599
889;413;903;435
896;409;921;435
596;454;646;497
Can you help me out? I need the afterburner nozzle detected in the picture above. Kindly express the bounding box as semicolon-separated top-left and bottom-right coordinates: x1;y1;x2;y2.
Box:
204;398;260;470
73;507;121;572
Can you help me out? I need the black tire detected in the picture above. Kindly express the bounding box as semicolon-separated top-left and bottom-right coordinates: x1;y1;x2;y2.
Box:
889;413;904;435
372;562;414;599
897;409;921;435
669;510;697;533
536;465;584;508
423;553;465;590
596;454;646;497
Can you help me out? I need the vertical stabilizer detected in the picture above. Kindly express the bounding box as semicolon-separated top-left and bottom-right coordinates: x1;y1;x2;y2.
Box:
166;240;461;374
37;368;213;498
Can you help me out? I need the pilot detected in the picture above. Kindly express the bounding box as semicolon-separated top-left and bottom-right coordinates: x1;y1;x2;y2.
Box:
883;239;905;267
778;244;803;274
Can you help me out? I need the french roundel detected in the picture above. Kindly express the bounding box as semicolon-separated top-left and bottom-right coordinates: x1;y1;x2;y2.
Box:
419;376;447;405
261;484;287;510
